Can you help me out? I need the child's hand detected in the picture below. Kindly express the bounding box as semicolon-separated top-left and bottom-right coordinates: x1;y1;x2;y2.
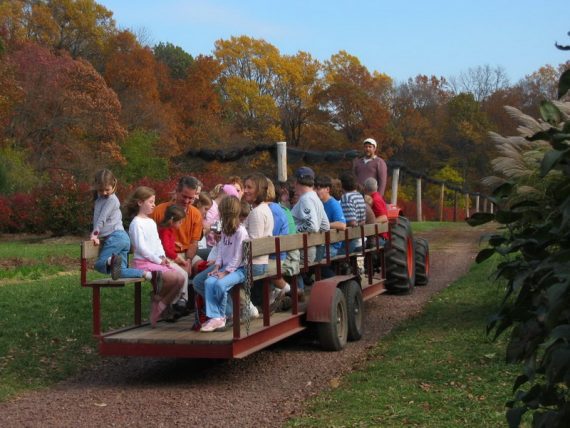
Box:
160;257;170;266
208;265;220;276
216;271;228;279
90;234;100;246
176;257;189;267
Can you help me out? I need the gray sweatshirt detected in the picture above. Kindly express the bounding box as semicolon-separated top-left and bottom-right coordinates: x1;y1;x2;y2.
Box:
92;193;124;238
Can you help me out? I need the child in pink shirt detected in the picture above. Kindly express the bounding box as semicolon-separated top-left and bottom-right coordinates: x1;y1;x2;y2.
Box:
200;196;249;332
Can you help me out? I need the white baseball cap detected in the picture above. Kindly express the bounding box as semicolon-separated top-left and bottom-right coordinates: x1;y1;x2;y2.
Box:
363;138;377;148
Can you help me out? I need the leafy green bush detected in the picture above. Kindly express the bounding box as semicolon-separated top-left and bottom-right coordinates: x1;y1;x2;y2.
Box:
119;130;169;183
469;69;570;427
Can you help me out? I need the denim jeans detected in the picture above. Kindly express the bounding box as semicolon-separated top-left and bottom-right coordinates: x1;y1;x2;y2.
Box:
94;230;143;278
316;244;339;261
204;267;246;319
339;239;362;255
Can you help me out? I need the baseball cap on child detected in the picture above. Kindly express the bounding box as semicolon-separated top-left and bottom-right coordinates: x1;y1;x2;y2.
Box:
222;184;239;197
363;138;377;148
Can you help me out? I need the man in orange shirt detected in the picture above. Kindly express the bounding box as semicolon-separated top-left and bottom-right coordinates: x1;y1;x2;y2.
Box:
151;176;203;310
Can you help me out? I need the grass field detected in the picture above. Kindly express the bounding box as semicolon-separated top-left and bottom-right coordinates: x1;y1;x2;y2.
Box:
0;238;152;401
0;240;78;280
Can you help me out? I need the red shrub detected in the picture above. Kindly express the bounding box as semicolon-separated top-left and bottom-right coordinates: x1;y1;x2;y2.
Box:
0;195;15;232
8;192;42;233
36;172;92;235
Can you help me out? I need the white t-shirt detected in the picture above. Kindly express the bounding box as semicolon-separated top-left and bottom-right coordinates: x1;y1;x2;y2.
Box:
128;216;165;264
244;203;274;265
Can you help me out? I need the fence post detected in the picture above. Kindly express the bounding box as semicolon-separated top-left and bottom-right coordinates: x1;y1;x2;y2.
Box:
465;193;470;218
276;141;287;182
475;194;480;212
390;167;400;205
453;191;458;222
439;184;445;222
416;177;422;222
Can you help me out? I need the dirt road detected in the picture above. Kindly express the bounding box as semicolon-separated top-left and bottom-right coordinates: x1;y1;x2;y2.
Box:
0;225;487;427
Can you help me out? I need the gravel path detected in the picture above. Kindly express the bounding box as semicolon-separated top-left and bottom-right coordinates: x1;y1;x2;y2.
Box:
0;225;487;427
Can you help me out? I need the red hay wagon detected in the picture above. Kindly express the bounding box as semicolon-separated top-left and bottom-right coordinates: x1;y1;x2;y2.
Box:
81;213;428;359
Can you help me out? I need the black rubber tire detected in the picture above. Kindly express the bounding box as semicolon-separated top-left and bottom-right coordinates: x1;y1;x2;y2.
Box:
340;280;363;341
317;288;348;351
414;237;430;286
385;216;416;293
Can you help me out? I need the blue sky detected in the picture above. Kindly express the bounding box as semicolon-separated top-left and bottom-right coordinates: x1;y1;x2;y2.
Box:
97;0;569;84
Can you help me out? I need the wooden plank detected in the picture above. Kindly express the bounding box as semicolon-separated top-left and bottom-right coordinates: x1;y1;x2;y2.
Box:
104;312;296;345
249;224;389;258
85;278;142;287
82;241;99;259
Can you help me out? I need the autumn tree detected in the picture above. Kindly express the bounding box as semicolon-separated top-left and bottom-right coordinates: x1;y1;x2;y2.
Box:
104;37;181;156
442;93;495;187
517;61;570;115
273;51;322;147
317;51;393;153
390;75;450;171
481;86;525;136
172;55;227;150
4;42;125;180
214;35;283;142
0;0;117;69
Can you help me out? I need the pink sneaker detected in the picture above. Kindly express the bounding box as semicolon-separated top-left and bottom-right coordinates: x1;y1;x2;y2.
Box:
200;317;226;332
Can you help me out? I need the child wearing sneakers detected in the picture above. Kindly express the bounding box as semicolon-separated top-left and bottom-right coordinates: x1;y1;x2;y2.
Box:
90;169;150;282
125;186;184;327
200;196;249;332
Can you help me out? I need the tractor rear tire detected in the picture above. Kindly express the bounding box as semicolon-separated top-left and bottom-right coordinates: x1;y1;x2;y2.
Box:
317;288;348;351
385;216;416;293
414;237;430;286
340;280;363;341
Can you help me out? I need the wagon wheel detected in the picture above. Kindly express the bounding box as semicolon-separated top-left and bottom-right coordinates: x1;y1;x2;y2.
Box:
317;288;348;351
385;216;416;293
340;280;363;341
414;237;430;286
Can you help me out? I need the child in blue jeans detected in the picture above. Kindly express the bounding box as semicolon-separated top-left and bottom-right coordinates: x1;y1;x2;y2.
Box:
200;196;249;332
90;169;151;281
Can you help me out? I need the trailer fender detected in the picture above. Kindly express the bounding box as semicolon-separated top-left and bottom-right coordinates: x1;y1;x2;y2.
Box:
306;275;358;323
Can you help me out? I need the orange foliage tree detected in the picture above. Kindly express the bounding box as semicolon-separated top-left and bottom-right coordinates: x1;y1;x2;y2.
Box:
104;33;181;157
317;51;393;153
4;42;125;180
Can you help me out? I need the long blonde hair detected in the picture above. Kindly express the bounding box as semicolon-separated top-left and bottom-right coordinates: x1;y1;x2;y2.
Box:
219;196;241;236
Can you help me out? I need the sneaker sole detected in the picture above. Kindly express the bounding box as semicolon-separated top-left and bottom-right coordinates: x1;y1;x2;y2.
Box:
111;254;122;280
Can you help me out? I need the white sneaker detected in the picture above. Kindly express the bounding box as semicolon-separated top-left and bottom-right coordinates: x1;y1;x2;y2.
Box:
242;301;259;319
270;283;291;304
269;287;281;305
